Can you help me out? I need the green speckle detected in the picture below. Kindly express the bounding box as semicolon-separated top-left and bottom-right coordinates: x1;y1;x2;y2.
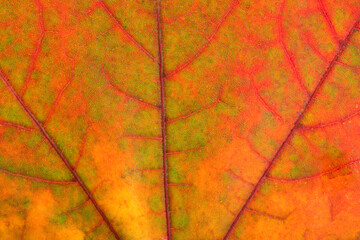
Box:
328;145;343;159
0;101;32;126
148;195;163;212
50;185;64;198
260;181;272;195
26;133;42;148
169;168;184;184
172;211;190;229
323;84;339;101
219;194;226;203
222;171;231;184
81;205;95;222
52;214;67;225
133;141;162;169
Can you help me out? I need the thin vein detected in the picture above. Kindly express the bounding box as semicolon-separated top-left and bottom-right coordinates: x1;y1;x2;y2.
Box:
167;100;219;124
0;168;76;185
301;110;360;130
249;75;283;121
102;66;161;110
99;0;157;63
267;158;360;182
278;0;310;96
165;0;239;78
318;0;339;42
0;121;34;131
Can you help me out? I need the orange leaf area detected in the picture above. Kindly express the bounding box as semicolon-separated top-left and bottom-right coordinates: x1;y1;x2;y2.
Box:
0;0;360;239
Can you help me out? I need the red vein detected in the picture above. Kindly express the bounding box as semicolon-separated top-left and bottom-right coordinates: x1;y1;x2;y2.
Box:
44;77;73;125
120;135;162;140
75;1;101;21
0;69;121;240
0;121;34;131
0;168;76;185
162;4;198;25
165;0;239;79
167;100;220;124
156;1;171;239
102;66;161;110
59;179;113;216
227;169;254;186
335;60;360;70
167;146;205;155
247;208;288;221
318;0;339;42
249;75;283;121
21;211;27;240
85;221;104;238
245;134;269;163
301;110;360;130
73;124;91;170
20;0;46;96
98;0;157;63
278;0;310;96
304;31;331;63
268;158;360;182
108;82;161;109
130;168;163;174
59;199;91;216
223;17;360;240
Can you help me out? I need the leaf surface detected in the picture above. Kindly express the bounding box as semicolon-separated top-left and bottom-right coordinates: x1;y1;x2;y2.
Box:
0;0;360;239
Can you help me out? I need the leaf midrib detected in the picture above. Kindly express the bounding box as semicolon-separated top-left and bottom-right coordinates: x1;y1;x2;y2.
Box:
155;0;172;240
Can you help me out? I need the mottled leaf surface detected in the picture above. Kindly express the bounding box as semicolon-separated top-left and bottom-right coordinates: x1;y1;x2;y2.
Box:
0;0;360;239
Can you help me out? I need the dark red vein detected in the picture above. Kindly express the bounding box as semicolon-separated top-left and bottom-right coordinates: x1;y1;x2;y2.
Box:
223;17;360;240
0;120;34;131
318;0;339;42
99;0;157;63
0;69;121;240
102;66;161;110
164;0;239;79
20;0;46;97
167;99;220;124
167;146;205;155
44;75;73;125
21;210;27;240
59;199;91;216
268;158;360;182
247;208;288;221
119;135;162;140
301;110;360;130
249;75;283;121
278;0;310;96
0;168;76;185
156;1;171;239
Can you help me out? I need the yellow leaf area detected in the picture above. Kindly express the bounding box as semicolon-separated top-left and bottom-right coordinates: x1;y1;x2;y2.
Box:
0;0;359;239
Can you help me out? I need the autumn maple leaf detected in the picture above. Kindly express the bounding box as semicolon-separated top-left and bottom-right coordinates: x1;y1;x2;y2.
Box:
0;0;360;239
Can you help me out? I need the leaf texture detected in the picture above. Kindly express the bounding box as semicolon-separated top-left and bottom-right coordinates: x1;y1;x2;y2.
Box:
0;0;360;239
